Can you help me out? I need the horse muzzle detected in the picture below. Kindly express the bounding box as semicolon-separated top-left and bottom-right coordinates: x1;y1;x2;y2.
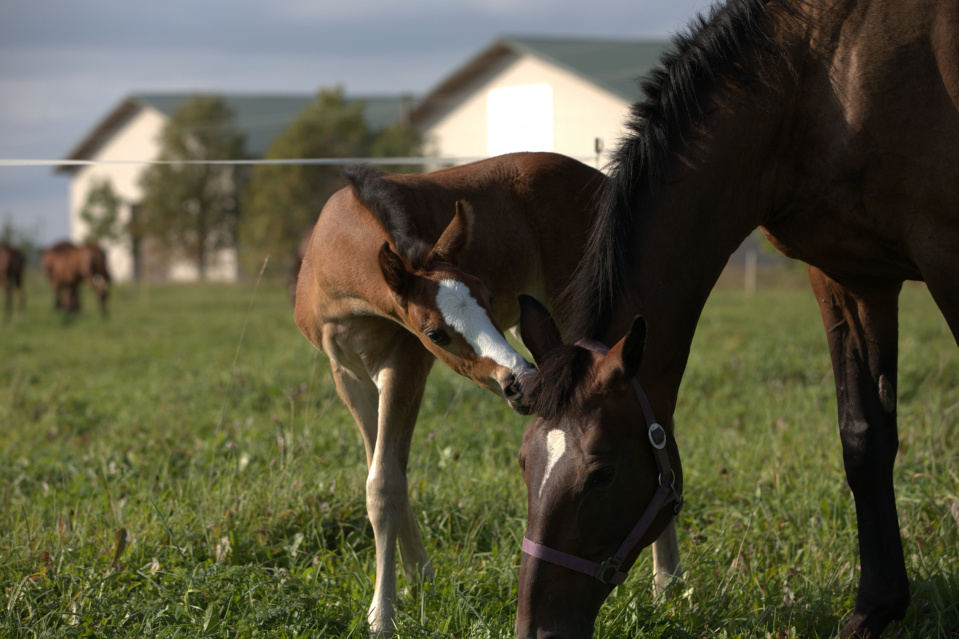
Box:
501;366;538;415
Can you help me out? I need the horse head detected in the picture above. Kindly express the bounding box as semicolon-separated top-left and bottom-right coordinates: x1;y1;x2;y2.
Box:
378;200;537;414
514;295;683;639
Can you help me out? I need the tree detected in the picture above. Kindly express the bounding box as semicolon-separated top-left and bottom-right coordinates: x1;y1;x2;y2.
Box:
79;177;123;244
239;87;421;275
137;95;245;280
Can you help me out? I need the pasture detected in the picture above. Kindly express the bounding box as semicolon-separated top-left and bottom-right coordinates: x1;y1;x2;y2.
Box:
1;275;957;638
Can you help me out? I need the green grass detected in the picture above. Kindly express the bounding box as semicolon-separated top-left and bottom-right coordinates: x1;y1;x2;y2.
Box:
1;277;957;638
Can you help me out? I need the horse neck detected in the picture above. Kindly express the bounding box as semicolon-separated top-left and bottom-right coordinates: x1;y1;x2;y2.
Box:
602;83;795;417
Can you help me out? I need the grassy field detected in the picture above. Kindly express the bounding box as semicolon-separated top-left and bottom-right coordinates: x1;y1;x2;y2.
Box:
1;274;957;638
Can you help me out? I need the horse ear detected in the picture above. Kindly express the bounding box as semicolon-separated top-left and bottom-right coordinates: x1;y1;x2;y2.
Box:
518;294;563;364
598;315;646;389
378;241;410;296
429;200;473;264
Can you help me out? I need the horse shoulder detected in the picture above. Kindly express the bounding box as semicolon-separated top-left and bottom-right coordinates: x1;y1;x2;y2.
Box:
296;189;396;344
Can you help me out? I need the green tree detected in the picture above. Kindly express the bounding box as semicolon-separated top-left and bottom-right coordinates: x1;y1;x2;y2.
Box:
137;95;245;280
239;87;421;275
79;177;123;243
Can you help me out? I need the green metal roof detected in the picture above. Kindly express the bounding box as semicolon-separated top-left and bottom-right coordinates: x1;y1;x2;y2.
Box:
133;93;409;158
502;37;669;102
59;92;411;171
410;36;670;127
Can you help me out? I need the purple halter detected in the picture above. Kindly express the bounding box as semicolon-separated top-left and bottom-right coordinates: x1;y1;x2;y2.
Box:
521;338;684;586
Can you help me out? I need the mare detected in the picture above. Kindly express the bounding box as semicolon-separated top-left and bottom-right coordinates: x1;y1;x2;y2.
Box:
41;242;111;316
0;244;25;320
514;0;959;637
293;152;605;635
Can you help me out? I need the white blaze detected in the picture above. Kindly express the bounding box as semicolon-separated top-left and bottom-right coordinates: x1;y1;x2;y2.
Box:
539;429;567;497
435;279;529;374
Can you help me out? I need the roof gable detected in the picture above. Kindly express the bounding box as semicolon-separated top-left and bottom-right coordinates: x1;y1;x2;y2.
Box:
59;93;411;172
411;36;669;126
505;37;669;101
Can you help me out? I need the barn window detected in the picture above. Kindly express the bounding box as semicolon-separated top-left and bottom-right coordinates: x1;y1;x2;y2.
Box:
486;84;554;156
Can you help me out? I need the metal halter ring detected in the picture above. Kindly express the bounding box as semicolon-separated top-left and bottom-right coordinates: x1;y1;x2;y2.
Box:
657;468;677;488
597;557;622;585
647;422;667;450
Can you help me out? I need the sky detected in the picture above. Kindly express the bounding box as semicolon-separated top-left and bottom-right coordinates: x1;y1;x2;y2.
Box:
0;0;713;245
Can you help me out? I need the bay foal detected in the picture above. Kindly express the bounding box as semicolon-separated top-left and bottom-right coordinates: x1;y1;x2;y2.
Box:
294;152;604;635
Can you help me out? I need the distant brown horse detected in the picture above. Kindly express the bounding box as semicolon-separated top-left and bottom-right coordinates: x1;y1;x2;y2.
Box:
294;152;604;635
0;244;25;320
41;241;111;316
514;0;959;637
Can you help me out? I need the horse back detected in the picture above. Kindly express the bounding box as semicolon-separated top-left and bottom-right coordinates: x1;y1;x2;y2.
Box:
295;153;604;346
392;153;604;319
767;0;959;279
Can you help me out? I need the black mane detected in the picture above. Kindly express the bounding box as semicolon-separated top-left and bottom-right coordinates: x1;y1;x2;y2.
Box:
558;0;795;341
527;345;595;420
343;164;433;268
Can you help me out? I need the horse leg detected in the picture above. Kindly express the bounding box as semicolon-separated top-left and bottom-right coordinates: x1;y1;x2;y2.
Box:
807;266;908;639
69;282;80;313
16;272;24;312
86;274;108;316
329;329;435;636
652;518;681;596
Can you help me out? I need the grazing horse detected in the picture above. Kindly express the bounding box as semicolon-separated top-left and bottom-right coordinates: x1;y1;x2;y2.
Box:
0;244;25;320
41;241;111;316
293;152;604;635
514;0;959;637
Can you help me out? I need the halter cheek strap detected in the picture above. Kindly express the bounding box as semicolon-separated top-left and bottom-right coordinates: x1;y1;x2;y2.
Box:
521;338;684;586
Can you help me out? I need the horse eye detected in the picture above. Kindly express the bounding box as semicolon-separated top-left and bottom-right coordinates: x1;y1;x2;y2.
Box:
426;329;450;346
586;466;617;490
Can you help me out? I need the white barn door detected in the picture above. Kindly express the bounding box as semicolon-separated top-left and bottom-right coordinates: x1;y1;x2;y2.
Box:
486;84;554;156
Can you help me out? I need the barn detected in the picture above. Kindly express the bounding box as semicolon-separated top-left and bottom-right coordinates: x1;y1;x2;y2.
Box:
412;37;666;166
56;94;410;282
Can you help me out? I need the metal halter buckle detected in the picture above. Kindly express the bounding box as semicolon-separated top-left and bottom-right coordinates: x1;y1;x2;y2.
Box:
597;557;622;584
647;422;667;449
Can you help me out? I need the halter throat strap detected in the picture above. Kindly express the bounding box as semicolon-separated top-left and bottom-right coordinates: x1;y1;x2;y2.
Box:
521;337;683;586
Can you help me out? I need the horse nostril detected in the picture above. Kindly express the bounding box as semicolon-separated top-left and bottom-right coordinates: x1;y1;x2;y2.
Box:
504;377;526;402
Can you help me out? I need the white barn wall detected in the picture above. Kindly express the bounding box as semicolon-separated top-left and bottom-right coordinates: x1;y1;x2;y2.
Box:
69;105;238;283
69;106;166;282
422;53;630;170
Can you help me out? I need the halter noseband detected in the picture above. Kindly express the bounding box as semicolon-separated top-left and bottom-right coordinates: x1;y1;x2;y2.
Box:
521;338;684;586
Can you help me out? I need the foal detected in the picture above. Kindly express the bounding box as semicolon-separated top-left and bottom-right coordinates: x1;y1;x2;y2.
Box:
294;152;604;635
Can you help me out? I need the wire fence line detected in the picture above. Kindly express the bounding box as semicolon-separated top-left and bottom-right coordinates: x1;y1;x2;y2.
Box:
0;155;601;168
